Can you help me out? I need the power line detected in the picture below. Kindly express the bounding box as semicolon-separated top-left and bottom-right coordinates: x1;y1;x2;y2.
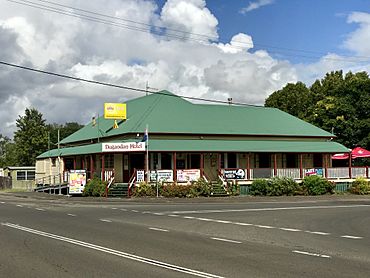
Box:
6;0;370;63
0;60;263;107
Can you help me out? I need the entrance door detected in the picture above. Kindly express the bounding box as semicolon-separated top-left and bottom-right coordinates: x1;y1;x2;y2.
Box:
203;153;218;181
129;153;145;180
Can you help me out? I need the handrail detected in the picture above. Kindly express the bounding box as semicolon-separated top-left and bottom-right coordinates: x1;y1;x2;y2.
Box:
128;168;137;197
105;176;115;197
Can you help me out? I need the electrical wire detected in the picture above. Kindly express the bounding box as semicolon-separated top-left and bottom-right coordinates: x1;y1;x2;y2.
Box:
0;60;263;107
6;0;370;63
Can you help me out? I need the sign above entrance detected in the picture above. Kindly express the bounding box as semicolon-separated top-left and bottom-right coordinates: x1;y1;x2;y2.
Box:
104;103;127;120
102;142;145;152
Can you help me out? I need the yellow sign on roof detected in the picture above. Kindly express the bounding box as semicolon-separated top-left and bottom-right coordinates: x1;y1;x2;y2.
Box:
104;103;127;120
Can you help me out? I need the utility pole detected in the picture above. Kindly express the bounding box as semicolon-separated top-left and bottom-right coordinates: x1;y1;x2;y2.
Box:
58;129;62;195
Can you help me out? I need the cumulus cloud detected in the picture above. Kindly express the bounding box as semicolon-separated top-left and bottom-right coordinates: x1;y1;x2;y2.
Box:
344;12;370;56
217;33;254;54
240;0;275;14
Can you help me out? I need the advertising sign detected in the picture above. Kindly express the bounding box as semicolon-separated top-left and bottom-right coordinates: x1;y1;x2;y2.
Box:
68;170;86;194
305;168;324;177
177;169;201;183
223;169;246;180
136;170;145;182
104;103;127;120
150;170;174;182
102;142;145;152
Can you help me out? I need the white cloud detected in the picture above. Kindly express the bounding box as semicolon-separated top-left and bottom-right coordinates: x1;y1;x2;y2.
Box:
344;12;370;56
240;0;274;14
160;0;218;41
217;33;254;54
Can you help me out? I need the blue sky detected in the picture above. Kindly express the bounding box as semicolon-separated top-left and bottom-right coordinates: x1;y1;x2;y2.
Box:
157;0;370;63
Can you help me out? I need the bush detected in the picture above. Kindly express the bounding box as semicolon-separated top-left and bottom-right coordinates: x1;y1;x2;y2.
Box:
250;179;268;196
132;182;157;197
190;178;211;197
226;181;240;196
350;177;370;195
83;177;107;197
302;175;334;195
161;183;192;197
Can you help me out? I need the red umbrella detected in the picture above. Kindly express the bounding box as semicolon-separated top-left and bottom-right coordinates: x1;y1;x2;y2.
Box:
351;147;370;158
332;153;350;160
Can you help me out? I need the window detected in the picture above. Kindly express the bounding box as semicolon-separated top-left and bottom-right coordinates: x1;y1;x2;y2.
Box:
286;154;297;168
51;158;56;167
161;153;172;169
104;154;114;168
189;154;200;169
16;171;26;180
227;153;237;168
15;170;35;180
313;154;323;167
259;153;271;168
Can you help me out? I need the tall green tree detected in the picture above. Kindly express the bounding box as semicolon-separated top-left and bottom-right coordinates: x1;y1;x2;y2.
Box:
265;82;311;118
14;108;48;166
47;122;84;147
0;134;17;167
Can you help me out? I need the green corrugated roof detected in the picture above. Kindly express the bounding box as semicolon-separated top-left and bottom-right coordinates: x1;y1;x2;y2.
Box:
38;139;348;159
60;91;333;144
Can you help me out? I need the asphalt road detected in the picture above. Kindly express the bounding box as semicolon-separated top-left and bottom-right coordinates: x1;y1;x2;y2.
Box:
1;193;370;277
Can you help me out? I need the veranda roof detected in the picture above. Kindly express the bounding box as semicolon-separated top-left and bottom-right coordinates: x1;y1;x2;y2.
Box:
37;139;348;158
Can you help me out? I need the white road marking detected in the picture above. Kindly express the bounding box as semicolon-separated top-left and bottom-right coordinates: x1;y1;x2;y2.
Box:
36;208;45;211
214;220;232;224
255;225;275;229
142;211;151;214
341;235;363;239
211;237;242;244
305;231;330;236
168;214;180;217
196;218;214;222
153;213;164;216
171;204;370;214
149;227;169;232
2;223;223;278
183;216;196;219
131;210;139;213
292;250;331;258
0;202;5;204
100;219;112;223
111;208;118;210
16;205;23;207
233;222;253;226
67;214;76;217
279;228;301;232
120;209;127;211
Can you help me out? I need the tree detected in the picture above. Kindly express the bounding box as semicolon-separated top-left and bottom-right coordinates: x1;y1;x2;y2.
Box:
265;82;311;118
0;134;17;167
265;70;370;150
47;122;84;147
14;108;48;166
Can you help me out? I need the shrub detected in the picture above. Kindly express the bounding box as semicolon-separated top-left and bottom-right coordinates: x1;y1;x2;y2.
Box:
132;182;156;197
250;179;268;196
302;175;334;195
83;177;107;197
161;183;192;197
190;178;211;197
350;177;370;195
227;181;240;196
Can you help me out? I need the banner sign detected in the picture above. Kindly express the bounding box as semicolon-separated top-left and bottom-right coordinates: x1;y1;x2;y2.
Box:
305;168;323;177
104;103;127;120
177;169;200;183
68;170;86;194
150;170;174;182
223;169;246;180
102;142;145;152
136;170;145;182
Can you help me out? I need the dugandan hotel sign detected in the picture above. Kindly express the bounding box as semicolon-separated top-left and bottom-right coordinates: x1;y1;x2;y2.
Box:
102;142;145;152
